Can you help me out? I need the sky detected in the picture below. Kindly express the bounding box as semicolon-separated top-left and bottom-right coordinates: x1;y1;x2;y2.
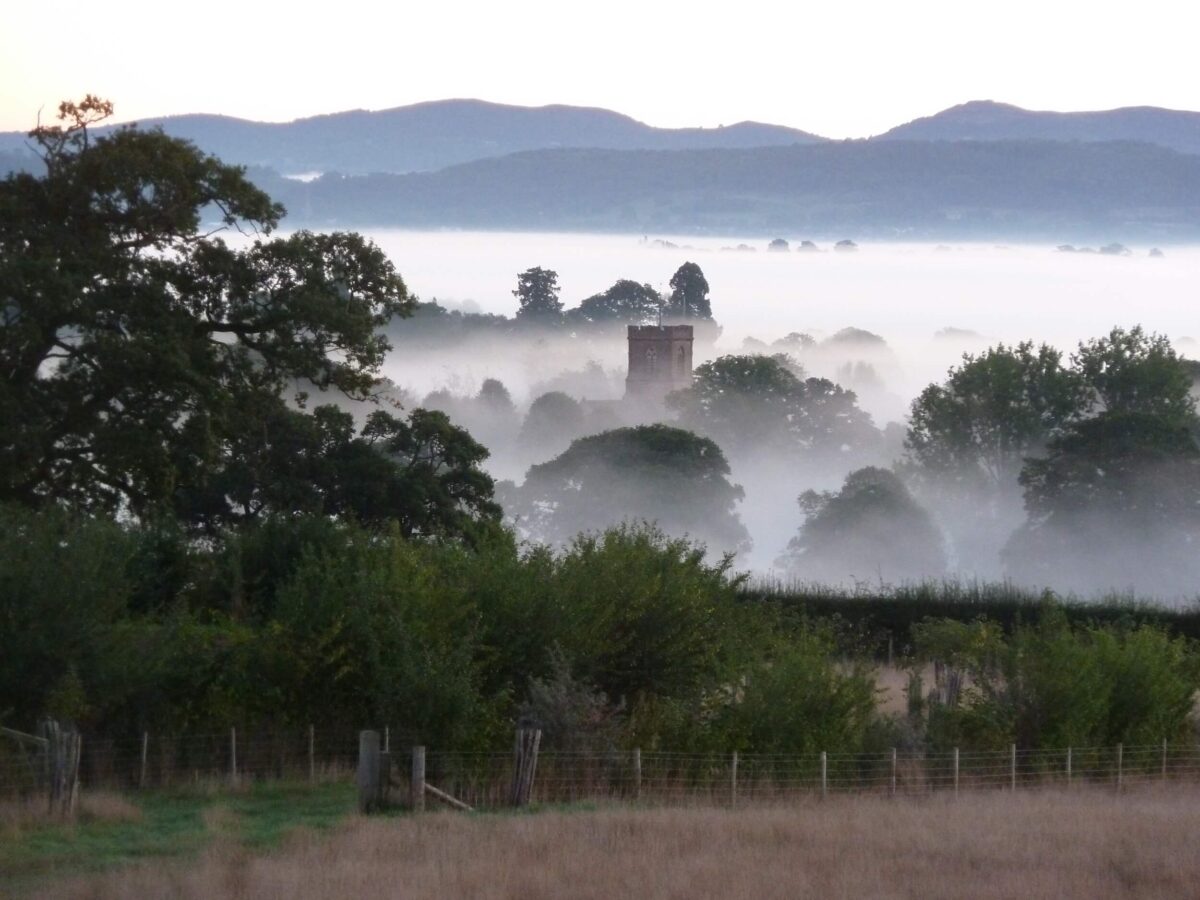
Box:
4;0;1199;137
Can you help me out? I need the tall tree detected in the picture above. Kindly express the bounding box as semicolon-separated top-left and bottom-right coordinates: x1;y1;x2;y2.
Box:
513;266;563;321
665;262;712;320
905;342;1087;488
1003;412;1200;596
512;424;750;555
778;466;947;585
0;98;507;537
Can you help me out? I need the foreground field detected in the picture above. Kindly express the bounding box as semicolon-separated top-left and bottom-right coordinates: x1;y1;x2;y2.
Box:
42;786;1200;899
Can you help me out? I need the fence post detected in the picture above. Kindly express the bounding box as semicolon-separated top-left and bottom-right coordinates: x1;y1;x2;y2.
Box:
1162;738;1168;782
1066;746;1072;787
230;727;238;785
633;748;642;801
139;731;149;790
411;745;426;812
890;747;897;797
730;751;738;806
384;726;390;755
1116;743;1123;792
308;725;315;784
357;730;382;813
510;728;541;807
953;747;959;796
1010;744;1016;792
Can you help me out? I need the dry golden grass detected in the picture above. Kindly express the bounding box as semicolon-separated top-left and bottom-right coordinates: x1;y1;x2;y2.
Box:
44;785;1200;899
1;790;141;836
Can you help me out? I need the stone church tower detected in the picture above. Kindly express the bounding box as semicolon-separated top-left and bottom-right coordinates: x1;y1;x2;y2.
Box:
625;324;693;399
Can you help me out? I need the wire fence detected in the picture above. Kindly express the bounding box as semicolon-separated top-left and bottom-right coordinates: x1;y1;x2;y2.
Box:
4;729;1200;808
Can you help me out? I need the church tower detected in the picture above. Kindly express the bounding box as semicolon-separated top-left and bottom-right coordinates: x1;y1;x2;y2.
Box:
625;324;693;399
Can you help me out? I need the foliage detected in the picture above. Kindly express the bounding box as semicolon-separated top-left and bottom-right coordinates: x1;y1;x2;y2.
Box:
1073;326;1197;425
512;266;563;321
779;467;947;584
518;652;624;753
668;354;878;461
664;262;712;320
716;631;879;755
570;279;662;325
0;99;413;521
1004;411;1200;595
513;425;751;555
905;342;1086;488
518;391;588;460
913;609;1199;750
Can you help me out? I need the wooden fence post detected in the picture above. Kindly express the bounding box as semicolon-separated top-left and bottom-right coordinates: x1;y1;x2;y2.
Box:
633;748;642;801
411;746;426;812
139;732;149;790
230;727;238;785
1116;743;1123;792
384;727;390;754
357;730;382;813
1066;746;1072;786
730;751;738;806
820;752;828;799
1161;738;1168;782
953;747;959;796
890;747;897;797
510;728;541;807
37;720;81;817
1010;744;1017;792
308;725;315;784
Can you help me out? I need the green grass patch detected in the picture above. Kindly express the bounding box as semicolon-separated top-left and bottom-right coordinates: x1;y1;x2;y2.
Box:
0;780;355;894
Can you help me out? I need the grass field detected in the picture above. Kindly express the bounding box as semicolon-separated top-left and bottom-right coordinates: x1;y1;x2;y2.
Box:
16;784;1200;899
0;781;356;896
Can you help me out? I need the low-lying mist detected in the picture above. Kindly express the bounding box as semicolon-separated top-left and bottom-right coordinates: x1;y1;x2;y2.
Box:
314;231;1200;604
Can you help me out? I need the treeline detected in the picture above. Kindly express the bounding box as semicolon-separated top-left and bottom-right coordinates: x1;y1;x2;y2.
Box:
3;506;1196;755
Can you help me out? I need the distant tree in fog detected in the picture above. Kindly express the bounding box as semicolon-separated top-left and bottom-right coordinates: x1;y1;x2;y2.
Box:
778;467;946;584
514;267;563;321
668;354;879;460
477;378;516;415
905;342;1086;488
519;391;588;460
665;262;713;320
1003;411;1200;596
513;424;750;555
570;280;662;325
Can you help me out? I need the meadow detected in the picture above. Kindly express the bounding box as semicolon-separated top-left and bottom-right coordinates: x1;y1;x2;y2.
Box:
24;786;1200;899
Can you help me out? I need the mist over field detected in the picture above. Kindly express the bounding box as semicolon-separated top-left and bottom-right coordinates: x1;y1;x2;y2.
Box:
319;230;1200;599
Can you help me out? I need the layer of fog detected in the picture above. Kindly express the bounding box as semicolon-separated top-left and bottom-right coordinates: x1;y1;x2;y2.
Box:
354;231;1200;602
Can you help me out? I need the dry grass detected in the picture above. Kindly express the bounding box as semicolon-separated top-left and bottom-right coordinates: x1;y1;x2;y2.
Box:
0;791;141;836
44;785;1200;899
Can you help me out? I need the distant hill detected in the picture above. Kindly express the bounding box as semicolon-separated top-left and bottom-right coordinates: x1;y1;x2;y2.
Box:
878;100;1200;155
254;139;1200;239
0;100;825;176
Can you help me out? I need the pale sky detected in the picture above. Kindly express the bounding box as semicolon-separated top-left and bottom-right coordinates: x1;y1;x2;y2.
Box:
4;0;1199;137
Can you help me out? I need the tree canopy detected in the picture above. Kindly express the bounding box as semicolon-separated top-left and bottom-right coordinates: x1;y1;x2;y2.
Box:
512;424;750;555
1003;411;1200;595
0;97;500;536
513;266;563;321
904;342;1086;488
665;262;712;320
668;354;878;461
569;279;662;325
779;466;947;585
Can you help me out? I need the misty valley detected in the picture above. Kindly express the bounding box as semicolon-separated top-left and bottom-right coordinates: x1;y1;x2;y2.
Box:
317;231;1200;601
